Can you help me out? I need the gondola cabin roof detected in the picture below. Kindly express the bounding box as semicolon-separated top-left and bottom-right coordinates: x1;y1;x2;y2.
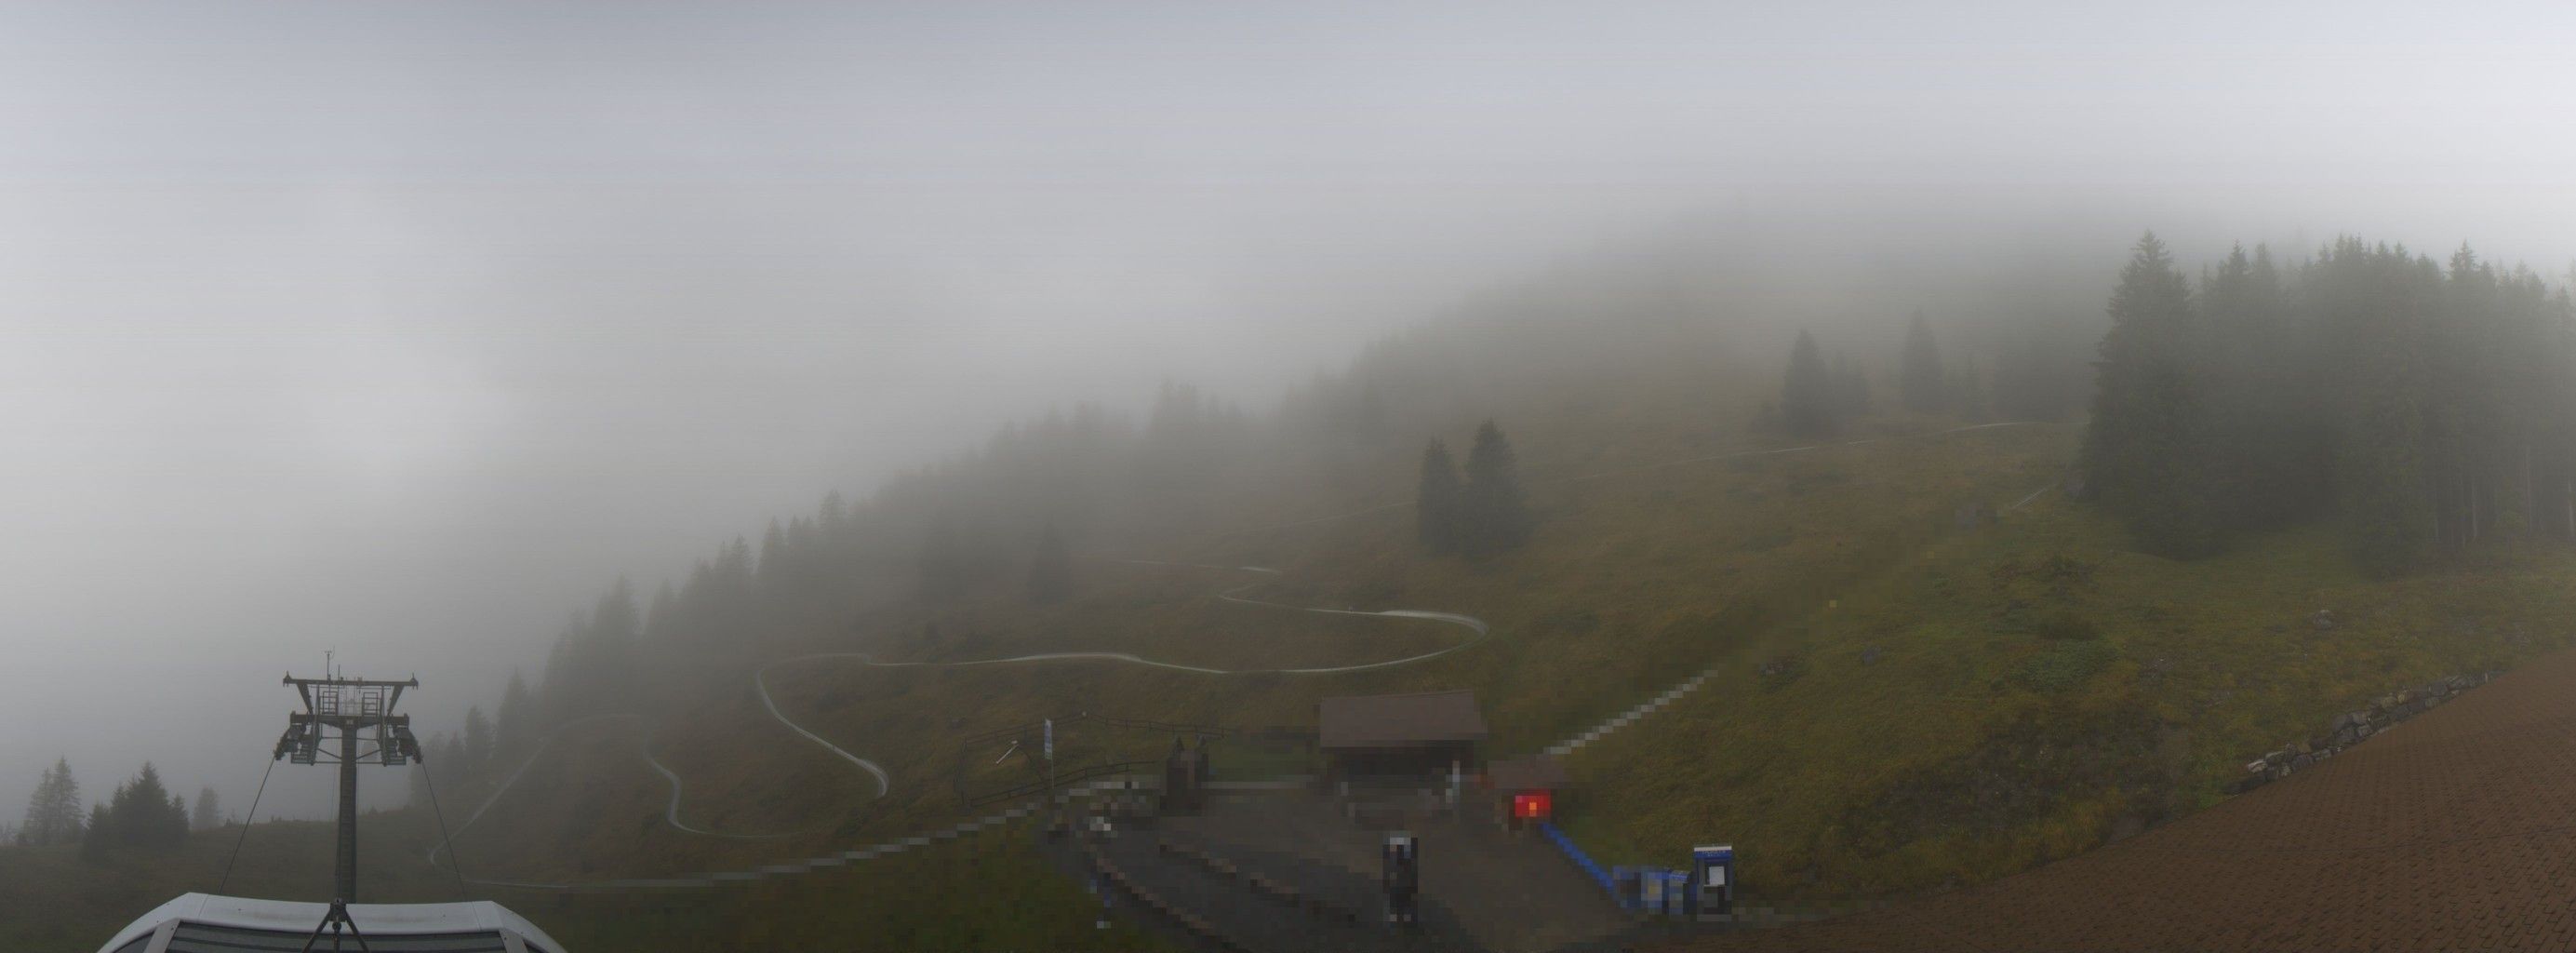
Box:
99;893;566;953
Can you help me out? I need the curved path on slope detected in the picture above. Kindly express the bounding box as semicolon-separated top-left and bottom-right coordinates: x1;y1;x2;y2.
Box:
431;563;1492;876
431;421;2049;886
428;713;814;873
741;563;1488;796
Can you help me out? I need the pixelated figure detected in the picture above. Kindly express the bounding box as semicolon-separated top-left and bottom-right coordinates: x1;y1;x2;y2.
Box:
1382;832;1421;926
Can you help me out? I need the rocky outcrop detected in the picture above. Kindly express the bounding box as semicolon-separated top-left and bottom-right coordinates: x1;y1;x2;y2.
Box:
2234;671;2497;793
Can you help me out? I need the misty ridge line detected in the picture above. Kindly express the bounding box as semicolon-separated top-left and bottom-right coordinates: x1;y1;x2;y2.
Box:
1196;419;2056;540
394;226;2572;893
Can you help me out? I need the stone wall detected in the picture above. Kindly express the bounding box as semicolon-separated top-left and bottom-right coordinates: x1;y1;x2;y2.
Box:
2232;671;2499;793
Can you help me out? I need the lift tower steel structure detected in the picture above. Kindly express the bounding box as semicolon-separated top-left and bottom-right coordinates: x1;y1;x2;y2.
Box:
273;671;422;908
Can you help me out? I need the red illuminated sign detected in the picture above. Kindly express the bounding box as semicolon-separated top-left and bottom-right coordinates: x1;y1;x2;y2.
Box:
1513;790;1553;821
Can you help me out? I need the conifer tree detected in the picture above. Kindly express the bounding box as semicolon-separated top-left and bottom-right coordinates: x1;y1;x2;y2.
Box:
461;706;493;776
1902;311;1946;413
191;785;220;831
495;670;532;765
2081;233;2224;557
79;804;111;862
919;515;967;602
1416;438;1463;554
16;758;82;847
104;762;186;852
1782;329;1836;436
1830;351;1871;416
1948;352;1987;421
1026;523;1074;603
409;761;433;809
1459;421;1533;556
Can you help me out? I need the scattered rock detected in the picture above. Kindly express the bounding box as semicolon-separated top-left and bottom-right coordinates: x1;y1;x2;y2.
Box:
1757;654;1809;690
2229;668;2491;798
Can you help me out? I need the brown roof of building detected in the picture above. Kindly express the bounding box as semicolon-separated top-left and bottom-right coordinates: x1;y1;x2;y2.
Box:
1317;690;1488;749
1486;755;1569;791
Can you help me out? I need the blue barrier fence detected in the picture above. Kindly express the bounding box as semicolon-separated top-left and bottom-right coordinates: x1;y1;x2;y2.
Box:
1538;822;1624;906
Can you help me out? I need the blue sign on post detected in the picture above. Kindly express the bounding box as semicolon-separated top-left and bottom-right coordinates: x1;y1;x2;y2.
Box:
1692;844;1735;919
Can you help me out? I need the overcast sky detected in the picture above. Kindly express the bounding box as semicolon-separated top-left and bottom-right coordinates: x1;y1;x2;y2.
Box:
4;1;2573;821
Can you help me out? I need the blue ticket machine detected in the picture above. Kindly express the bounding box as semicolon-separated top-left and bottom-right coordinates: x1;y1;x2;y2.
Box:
1662;870;1693;916
1639;867;1668;914
1382;833;1421;926
1693;844;1735;919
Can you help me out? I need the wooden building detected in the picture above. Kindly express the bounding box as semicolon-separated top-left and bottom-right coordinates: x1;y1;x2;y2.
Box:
1316;689;1487;785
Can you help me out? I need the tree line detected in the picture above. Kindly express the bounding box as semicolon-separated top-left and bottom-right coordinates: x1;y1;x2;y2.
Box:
1775;308;2077;438
15;758;224;860
1415;421;1534;557
2080;234;2576;572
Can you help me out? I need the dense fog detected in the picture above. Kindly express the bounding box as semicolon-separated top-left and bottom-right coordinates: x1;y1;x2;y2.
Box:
5;1;2575;822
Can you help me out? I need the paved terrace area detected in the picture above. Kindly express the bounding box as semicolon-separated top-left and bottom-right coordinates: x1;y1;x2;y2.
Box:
1671;649;2576;952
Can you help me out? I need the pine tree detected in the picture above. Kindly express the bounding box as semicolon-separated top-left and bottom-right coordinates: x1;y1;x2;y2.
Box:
1902;311;1946;413
1416;438;1463;554
79;804;110;862
1459;421;1534;556
191;785;221;831
757;518;789;589
461;706;493;777
919;515;966;602
1830;351;1871;416
2322;239;2439;573
2200;242;2318;530
2081;233;2224;557
1026;523;1074;603
16;758;83;847
495;670;532;765
1948;352;1987;421
1781;329;1836;436
105;763;186;852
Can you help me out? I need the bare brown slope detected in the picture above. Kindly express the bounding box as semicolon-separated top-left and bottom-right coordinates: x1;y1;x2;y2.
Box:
1670;648;2576;952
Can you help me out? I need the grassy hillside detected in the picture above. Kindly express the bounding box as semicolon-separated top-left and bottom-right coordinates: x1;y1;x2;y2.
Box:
1564;491;2576;904
443;402;2077;885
